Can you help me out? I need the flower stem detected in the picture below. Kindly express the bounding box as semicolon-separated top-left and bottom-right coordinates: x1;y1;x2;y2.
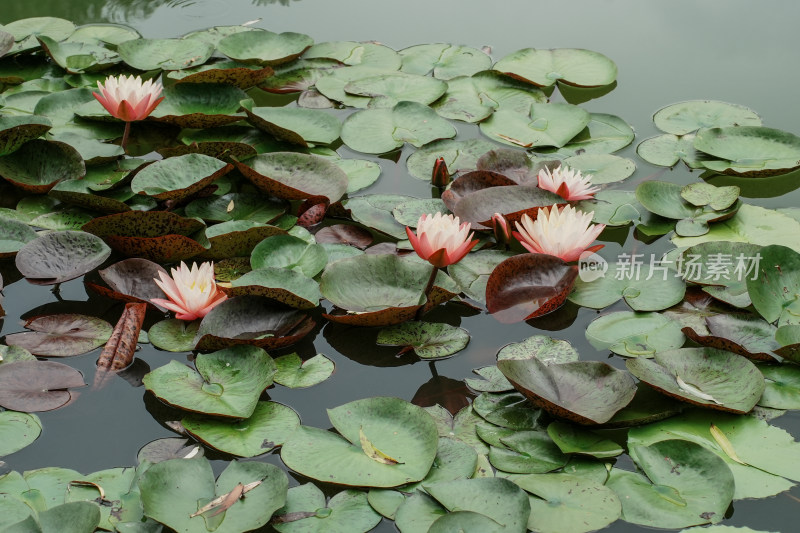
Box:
121;121;131;152
416;265;439;320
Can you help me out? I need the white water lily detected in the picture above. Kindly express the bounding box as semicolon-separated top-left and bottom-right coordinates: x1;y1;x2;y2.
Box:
513;204;605;262
537;165;600;201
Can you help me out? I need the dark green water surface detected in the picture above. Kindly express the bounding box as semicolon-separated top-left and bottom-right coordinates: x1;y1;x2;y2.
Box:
3;1;800;531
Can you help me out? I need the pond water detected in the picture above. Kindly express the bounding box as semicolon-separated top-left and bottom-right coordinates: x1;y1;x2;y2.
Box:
2;0;800;532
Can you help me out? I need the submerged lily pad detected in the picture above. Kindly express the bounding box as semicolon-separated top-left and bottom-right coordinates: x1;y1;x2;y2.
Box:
341;101;456;154
653;100;762;135
15;230;111;285
376;322;470;359
143;345;276;418
182;401;301;457
626;347;765;413
0;360;85;412
0;411;42;456
498;356;637;424
281;397;439;488
494;48;617;88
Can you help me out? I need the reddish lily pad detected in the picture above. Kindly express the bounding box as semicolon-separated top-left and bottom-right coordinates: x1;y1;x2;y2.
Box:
486;254;578;323
168;60;274;89
194;295;316;351
236;152;349;203
131;153;232;201
88;258;168;310
0;360;86;412
681;314;780;362
6;314;113;357
15;230;111;285
498;356;637;424
626;347;765;413
453;186;563;229
314;224;373;249
0;139;84;193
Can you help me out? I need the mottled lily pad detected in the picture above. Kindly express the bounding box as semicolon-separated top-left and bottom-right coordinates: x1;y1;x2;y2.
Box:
569;262;686;311
226;267;320;309
585;311;685;357
0;217;38;258
131;153;232;201
0;115;52;156
15;230;111;285
653;100;761;135
148;83;249;128
377;321;470;360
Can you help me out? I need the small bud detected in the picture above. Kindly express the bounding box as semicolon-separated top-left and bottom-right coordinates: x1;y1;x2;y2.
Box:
492;213;511;246
431;157;450;188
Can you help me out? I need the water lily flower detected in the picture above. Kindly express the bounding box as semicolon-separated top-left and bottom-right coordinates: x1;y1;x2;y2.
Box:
151;262;227;321
513;204;606;262
431;157;451;188
93;74;164;149
492;213;511;246
537;165;600;201
407;213;478;268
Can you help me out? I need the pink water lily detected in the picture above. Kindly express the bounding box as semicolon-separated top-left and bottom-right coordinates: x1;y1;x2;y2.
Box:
151;262;227;321
407;213;478;268
537;165;600;201
513;204;605;262
93;74;164;122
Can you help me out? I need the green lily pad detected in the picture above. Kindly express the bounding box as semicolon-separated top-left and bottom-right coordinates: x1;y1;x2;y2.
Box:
236;151;348;202
148;83;249;128
472;391;541;430
636;133;704;168
315;66;397;107
0;115;52;156
0;217;37;258
340;193;412;239
406;138;499;181
226;267;320;309
182;401;300;457
480;102;590;149
546;421;623;458
681;182;740;211
465;366;514;393
37;35;120;74
694;126;800;176
118;37;214;71
627;410;800;499
432;71;546;123
343;72;447;108
607;439;734;528
250;233;327;278
498;356;637;424
0;345;37;365
242;103;341;146
181;25;257;47
33;87;95;125
148;319;200;353
218;29;313;66
376;321;470;360
273;353;334;388
538;113;634;156
758;364;800;409
15;230;111;285
67;22;141;46
569;262;686;311
399;44;492;79
494;48;617;88
509;473;621;533
746;245;800;326
273;484;381;533
281;397;439;488
131;153;231;201
305;41;401;69
672;204;800;252
627;347;765;413
0;139;84;193
424;477;530;532
4;17;75;47
334;158;381;193
199;221;287;260
586;311;685;357
193;295;315;351
139;457;288;533
185;192;286;223
341;101;456;154
562;153;635;184
653;100;762;135
319;254;435;326
0;411;42;457
486;428;568;474
143;345;276;418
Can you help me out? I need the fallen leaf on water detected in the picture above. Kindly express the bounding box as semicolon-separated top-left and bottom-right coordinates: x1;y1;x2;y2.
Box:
94;302;147;389
190;479;263;518
676;376;722;404
710;423;746;465
359;427;402;465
